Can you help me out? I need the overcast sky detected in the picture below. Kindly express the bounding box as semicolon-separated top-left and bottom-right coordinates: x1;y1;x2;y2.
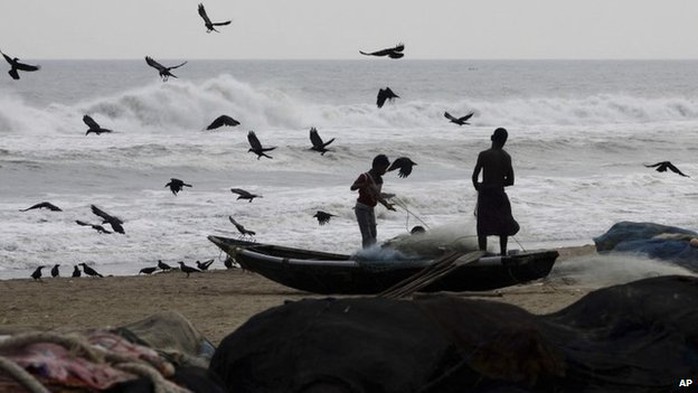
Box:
2;0;698;60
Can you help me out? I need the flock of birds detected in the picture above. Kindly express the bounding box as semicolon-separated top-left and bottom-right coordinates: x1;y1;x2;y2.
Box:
7;4;692;280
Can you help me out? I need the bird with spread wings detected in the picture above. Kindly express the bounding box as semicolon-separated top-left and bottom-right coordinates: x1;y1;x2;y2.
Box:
145;56;187;81
206;115;240;130
359;43;405;59
1;50;40;80
83;115;113;135
376;87;399;109
387;157;417;178
247;131;276;159
444;111;475;126
198;3;231;33
309;127;335;155
644;161;690;177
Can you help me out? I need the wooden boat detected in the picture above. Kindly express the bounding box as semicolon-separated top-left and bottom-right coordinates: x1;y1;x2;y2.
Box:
208;235;559;295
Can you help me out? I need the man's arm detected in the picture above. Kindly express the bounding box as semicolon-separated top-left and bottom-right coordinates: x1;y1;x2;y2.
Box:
504;156;514;187
472;154;482;190
350;174;366;191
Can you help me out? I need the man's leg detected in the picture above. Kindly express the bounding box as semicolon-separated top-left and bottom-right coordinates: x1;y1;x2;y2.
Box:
499;236;508;256
478;235;487;251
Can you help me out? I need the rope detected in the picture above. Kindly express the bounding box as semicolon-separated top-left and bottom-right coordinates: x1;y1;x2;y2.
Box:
0;356;50;393
391;196;431;230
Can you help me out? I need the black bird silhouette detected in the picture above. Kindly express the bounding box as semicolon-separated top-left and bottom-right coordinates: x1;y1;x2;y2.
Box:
91;205;125;234
178;261;201;278
644;161;690;177
76;220;112;234
444;111;475;126
247;131;276;159
196;259;215;271
30;266;45;281
50;264;60;278
157;260;172;271
79;263;103;278
165;178;192;195
313;211;335;225
139;266;158;275
376;87;399;109
83;115;113;135
387;157;417;178
229;216;256;237
20;202;62;212
206;115;240;130
224;256;236;269
198;3;231;33
309;127;335;155
1;50;40;80
230;188;261;202
145;56;187;82
72;265;81;278
359;43;405;59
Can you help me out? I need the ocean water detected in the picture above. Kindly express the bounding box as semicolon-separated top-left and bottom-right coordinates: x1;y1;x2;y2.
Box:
2;59;698;279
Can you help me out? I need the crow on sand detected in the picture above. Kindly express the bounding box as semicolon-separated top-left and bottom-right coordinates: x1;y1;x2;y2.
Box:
247;131;276;159
197;3;231;33
30;266;45;281
444;111;475;126
158;260;173;271
72;265;81;278
165;178;192;195
1;50;40;80
206;115;240;130
20;202;62;212
196;259;215;271
387;157;417;178
139;266;158;275
79;263;103;278
309;127;335;155
178;261;201;278
83;115;113;135
145;56;187;82
50;264;60;278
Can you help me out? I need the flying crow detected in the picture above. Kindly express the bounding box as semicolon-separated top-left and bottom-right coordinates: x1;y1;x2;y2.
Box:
206;115;240;130
76;220;112;234
20;202;62;212
359;43;405;59
229;216;256;237
376;87;399;109
247;131;276;159
91;205;125;234
1;50;40;80
165;178;192;195
309;127;335;155
644;161;690;177
198;3;231;33
79;263;103;278
83;115;113;135
313;211;335;225
230;188;261;202
387;157;417;178
145;56;187;81
444;111;475;126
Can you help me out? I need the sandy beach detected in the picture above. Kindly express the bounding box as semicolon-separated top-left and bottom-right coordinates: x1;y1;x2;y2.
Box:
0;245;597;345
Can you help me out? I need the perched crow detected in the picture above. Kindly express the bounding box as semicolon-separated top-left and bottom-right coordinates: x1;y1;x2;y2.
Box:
178;261;201;278
247;131;276;159
359;43;405;59
1;51;40;80
158;260;173;271
444;111;475;126
83;115;113;135
145;56;187;81
376;87;399;109
20;202;62;212
72;265;81;278
91;205;125;234
644;161;690;177
387;157;417;178
79;263;103;278
230;188;261;202
30;266;45;281
309;127;335;155
50;264;60;278
165;178;192;195
313;211;335;225
139;266;158;275
198;3;231;33
229;216;256;237
76;220;112;234
196;259;215;271
206;115;240;130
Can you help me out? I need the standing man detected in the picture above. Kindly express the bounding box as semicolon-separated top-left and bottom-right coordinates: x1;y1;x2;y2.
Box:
472;128;520;255
351;154;396;248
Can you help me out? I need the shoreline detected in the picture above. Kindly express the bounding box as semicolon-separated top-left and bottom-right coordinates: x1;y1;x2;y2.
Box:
0;244;597;345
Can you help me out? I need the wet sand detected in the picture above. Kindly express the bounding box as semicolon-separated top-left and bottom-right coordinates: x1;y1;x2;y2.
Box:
0;245;597;345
